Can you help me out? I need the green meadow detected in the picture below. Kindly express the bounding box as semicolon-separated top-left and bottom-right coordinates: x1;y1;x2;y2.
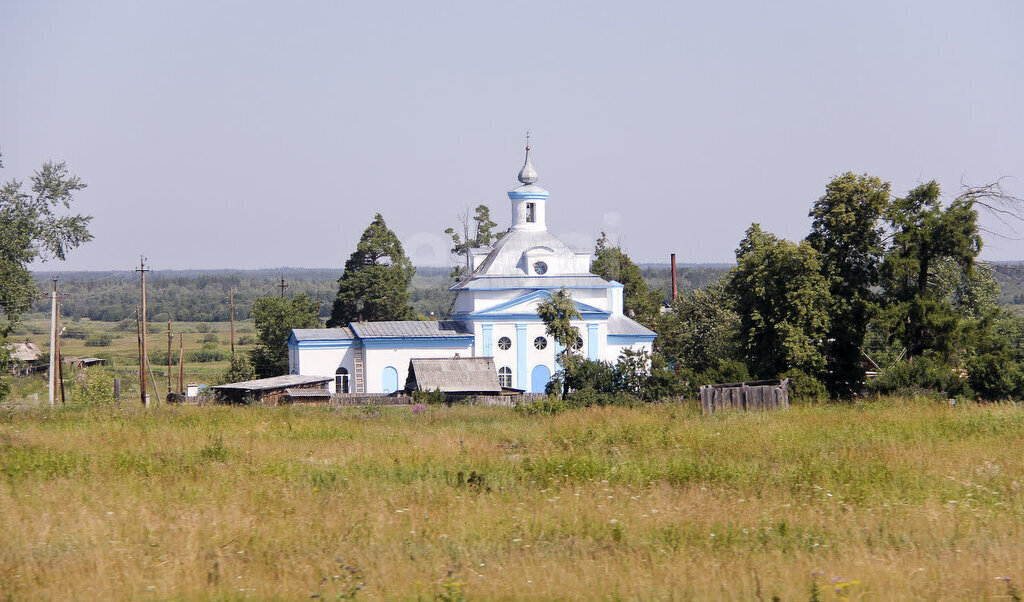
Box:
2;399;1023;599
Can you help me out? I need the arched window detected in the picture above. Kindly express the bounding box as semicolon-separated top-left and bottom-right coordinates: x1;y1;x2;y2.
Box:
382;366;399;394
498;367;512;388
497;336;512;351
335;367;349;394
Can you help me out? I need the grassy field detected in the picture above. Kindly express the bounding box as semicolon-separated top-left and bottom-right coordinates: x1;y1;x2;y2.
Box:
2;399;1024;599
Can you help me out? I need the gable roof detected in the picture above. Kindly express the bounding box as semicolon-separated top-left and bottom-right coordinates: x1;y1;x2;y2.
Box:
406;357;502;394
7;341;42;362
462;289;609;318
350;320;472;339
213;374;332;392
291;327;354;341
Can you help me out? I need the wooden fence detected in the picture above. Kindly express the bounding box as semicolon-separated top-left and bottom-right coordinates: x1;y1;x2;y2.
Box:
700;378;790;414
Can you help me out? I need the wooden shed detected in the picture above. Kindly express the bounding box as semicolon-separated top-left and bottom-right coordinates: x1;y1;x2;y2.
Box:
405;357;519;400
700;378;790;414
212;374;332;405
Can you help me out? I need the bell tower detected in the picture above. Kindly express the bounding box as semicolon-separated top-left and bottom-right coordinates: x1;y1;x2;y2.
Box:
508;134;549;232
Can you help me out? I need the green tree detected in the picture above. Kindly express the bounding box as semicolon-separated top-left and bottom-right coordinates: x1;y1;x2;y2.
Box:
880;182;981;359
727;224;832;379
805;172;891;397
655;279;739;373
591;232;662;327
222;353;256;384
249;293;321;377
1;152;92;399
445;204;503;282
328;214;416;326
537;288;581;396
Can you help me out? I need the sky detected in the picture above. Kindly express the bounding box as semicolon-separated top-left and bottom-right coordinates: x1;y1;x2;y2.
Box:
2;0;1023;272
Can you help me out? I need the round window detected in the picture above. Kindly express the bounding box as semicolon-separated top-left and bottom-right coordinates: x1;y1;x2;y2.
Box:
534;336;548;350
497;336;512;351
533;261;548;275
571;336;584;350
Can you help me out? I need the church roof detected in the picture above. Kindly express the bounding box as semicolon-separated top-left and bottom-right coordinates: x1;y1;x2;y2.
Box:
450;228;599;290
606;314;657;337
350;320;472;339
291;327;354;341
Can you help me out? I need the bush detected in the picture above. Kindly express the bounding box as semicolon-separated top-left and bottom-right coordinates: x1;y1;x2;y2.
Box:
868;356;974;399
966;352;1024;401
67;368;116;406
412;388;446;405
202;333;220;344
187;348;228;363
779;368;828;402
84;332;115;347
514;395;569;415
220;354;256;384
238;334;256;345
195;323;210;333
63;324;91;339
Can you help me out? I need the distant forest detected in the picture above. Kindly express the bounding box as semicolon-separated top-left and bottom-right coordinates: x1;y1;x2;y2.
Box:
31;262;1024;323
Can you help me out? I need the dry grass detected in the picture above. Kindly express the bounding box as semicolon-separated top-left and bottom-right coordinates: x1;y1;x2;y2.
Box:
2;399;1024;599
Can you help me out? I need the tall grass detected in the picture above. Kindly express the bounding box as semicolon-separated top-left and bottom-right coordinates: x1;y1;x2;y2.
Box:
1;399;1023;599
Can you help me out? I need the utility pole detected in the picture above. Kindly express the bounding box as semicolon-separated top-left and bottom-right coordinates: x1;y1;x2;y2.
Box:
47;277;57;406
230;285;236;356
136;305;145;405
56;298;65;405
137;257;150;406
167;321;173;394
178;332;185;393
279;276;288;298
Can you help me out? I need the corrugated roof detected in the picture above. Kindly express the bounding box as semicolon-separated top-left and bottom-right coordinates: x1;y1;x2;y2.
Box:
284;388;332;398
213;374;332;391
350;320;472;339
407;357;502;394
606;314;657;337
292;327;354;341
451;228;598;290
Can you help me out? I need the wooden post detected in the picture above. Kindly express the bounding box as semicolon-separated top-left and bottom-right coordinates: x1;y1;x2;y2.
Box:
671;253;677;302
167;321;173;394
48;277;57;406
137;257;150;406
230;285;235;357
136;305;145;405
114;377;120;402
178;333;184;393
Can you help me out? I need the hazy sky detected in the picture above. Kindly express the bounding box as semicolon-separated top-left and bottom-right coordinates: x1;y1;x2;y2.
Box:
2;1;1023;271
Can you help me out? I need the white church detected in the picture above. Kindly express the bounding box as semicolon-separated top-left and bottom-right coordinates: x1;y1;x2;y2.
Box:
287;144;656;394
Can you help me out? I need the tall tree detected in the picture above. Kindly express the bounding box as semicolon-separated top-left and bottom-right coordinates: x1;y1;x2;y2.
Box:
591;232;661;327
655;279;739;373
1;152;92;399
727;224;832;379
445;204;502;282
328;213;416;326
879;182;981;359
249;293;321;378
537;288;581;395
805;172;891;397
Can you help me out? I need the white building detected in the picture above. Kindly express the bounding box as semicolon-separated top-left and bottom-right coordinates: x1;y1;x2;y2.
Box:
288;144;656;394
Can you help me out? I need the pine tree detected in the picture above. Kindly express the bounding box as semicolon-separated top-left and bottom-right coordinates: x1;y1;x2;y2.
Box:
328;214;416;326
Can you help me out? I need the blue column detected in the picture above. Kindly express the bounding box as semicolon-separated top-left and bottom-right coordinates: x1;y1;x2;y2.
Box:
516;324;528;389
588;323;599;360
482;324;493;356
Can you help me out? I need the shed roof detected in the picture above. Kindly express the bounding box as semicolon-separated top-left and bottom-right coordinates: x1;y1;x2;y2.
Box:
284;387;332;398
351;320;472;339
7;341;42;362
407;357;502;394
213;374;332;392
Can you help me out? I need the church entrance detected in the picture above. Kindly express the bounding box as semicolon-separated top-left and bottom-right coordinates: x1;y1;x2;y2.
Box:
530;364;551;394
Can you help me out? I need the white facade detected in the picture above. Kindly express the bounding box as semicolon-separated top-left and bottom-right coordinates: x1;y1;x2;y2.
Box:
289;145;655;394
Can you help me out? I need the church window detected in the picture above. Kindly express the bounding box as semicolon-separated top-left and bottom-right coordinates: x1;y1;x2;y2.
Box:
526;203;536;223
571;336;583;351
497;336;512;351
335;367;349;394
498;367;512;388
533;261;548;275
534;336;548;350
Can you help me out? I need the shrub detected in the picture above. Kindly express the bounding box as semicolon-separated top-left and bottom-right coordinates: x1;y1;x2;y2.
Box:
195;323;210;333
63;324;91;339
868;356;973;399
237;334;255;345
84;332;115;347
779;368;828;402
67;367;116;406
221;354;256;384
187;348;228;363
514;395;568;415
413;388;446;405
202;333;220;344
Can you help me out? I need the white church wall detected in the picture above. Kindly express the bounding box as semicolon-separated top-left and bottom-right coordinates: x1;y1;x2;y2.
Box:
295;346;356;394
363;343;475;394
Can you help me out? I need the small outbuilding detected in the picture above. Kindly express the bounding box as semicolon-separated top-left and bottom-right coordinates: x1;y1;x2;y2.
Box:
212;374;332;405
405;357;521;401
6;341;45;376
